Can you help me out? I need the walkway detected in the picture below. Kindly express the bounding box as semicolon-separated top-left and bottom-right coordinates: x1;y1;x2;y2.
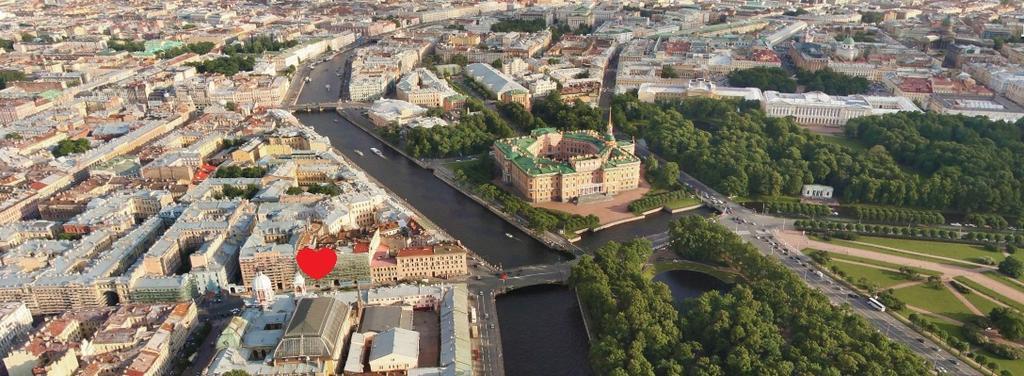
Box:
777;230;1024;308
947;284;984;316
843;240;995;269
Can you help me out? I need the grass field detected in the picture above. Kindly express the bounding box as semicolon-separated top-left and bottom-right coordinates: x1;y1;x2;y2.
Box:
829;260;912;288
851;236;1003;265
892;284;978;323
953;277;1024;313
820;237;983;268
824;252;943;276
446;158;491;186
960;289;1001;316
983;270;1024;295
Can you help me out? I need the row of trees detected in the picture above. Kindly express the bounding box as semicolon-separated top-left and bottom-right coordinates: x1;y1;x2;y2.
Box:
662;216;931;375
108;39;146;52
965;213;1010;229
849;206;945;225
627;189;694;214
795;219;1024;245
475;183;598;233
764;201;831;217
214;165;266;178
286;183;342;196
495;101;548;131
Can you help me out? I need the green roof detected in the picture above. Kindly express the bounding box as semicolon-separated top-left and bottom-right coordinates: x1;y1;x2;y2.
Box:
495;128;638;177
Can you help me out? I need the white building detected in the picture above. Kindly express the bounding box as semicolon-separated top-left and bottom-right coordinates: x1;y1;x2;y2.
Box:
638;80;763;103
928;95;1024;122
368;327;419;372
762;91;920;127
367;99;427;127
0;302;32;360
802;184;834;199
395;68;463;109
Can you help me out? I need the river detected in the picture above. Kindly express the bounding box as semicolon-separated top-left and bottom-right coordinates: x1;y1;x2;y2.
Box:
292;53;718;375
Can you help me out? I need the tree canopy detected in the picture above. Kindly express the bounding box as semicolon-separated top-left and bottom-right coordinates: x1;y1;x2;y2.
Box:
796;68;870;96
186;55;256;76
571;217;931;376
491;19;547;33
726;67;797;92
612;93;1024;216
52;138;91;157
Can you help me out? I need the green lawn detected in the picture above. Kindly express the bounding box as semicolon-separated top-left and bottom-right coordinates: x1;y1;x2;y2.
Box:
852;236;1003;265
824;252;942;276
446;158;492;186
828;260;912;288
960;289;1001;316
982;270;1024;295
953;277;1024;313
892;283;979;323
820;237;984;268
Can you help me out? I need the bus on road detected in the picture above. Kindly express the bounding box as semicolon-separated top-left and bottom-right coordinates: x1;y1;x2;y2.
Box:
867;297;887;312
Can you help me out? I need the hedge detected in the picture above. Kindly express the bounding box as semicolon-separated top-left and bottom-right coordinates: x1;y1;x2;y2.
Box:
628;190;696;215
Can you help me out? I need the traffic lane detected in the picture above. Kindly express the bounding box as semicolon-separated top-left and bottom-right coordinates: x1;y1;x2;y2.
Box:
741;226;978;375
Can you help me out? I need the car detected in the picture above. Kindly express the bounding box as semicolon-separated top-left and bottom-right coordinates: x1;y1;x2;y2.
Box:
950;223;962;227
917;338;925;343
948;359;958;365
847;293;859;298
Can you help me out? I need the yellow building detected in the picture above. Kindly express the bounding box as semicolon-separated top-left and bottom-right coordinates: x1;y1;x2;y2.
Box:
493;122;641;203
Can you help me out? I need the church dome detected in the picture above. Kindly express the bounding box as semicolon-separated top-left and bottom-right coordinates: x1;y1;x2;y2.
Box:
253;272;273;292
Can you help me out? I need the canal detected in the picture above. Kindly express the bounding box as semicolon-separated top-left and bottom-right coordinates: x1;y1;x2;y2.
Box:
293;53;720;375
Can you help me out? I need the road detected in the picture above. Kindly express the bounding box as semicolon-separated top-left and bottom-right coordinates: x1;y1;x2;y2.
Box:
180;294;244;376
636;142;980;375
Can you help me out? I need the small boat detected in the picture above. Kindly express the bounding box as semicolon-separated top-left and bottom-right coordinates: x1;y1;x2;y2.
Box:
325;84;331;91
370;147;384;158
333;119;338;123
354;149;364;156
505;233;514;239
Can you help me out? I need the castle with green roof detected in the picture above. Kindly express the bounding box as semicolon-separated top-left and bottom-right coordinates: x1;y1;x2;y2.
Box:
492;119;641;203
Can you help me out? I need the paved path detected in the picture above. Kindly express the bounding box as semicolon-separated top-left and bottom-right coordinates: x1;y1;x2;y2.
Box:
778;230;1024;308
947;283;984;316
888;280;926;290
844;240;993;269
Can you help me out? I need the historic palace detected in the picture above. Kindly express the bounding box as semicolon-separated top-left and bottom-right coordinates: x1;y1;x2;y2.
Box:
493;121;641;203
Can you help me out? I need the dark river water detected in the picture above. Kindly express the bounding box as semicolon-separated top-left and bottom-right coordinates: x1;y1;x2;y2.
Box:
293;56;722;375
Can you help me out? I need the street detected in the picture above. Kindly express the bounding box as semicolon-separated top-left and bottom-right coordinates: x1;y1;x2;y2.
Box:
648;155;981;376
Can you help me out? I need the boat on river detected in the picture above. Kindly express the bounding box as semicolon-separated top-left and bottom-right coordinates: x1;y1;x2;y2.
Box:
370;147;384;158
354;149;364;156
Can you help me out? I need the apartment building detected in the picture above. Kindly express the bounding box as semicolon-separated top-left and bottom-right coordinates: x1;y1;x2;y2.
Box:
369;243;468;283
762;91;921;127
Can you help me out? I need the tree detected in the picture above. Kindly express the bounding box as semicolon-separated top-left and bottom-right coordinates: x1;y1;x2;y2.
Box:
0;70;27;89
4;132;21;140
999;256;1024;278
52;138;91;157
286;186;304;195
991;307;1024;340
796;68;870;95
491;58;503;70
449;54;469;66
661;65;679;79
925;275;941;289
726;67;797;92
222;371;251;376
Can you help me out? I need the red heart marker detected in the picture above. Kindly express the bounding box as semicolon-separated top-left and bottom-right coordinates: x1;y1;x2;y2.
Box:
296;246;337;280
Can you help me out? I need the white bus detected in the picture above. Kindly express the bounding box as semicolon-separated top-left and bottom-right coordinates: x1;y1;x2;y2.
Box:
867;297;886;312
470;307;478;324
